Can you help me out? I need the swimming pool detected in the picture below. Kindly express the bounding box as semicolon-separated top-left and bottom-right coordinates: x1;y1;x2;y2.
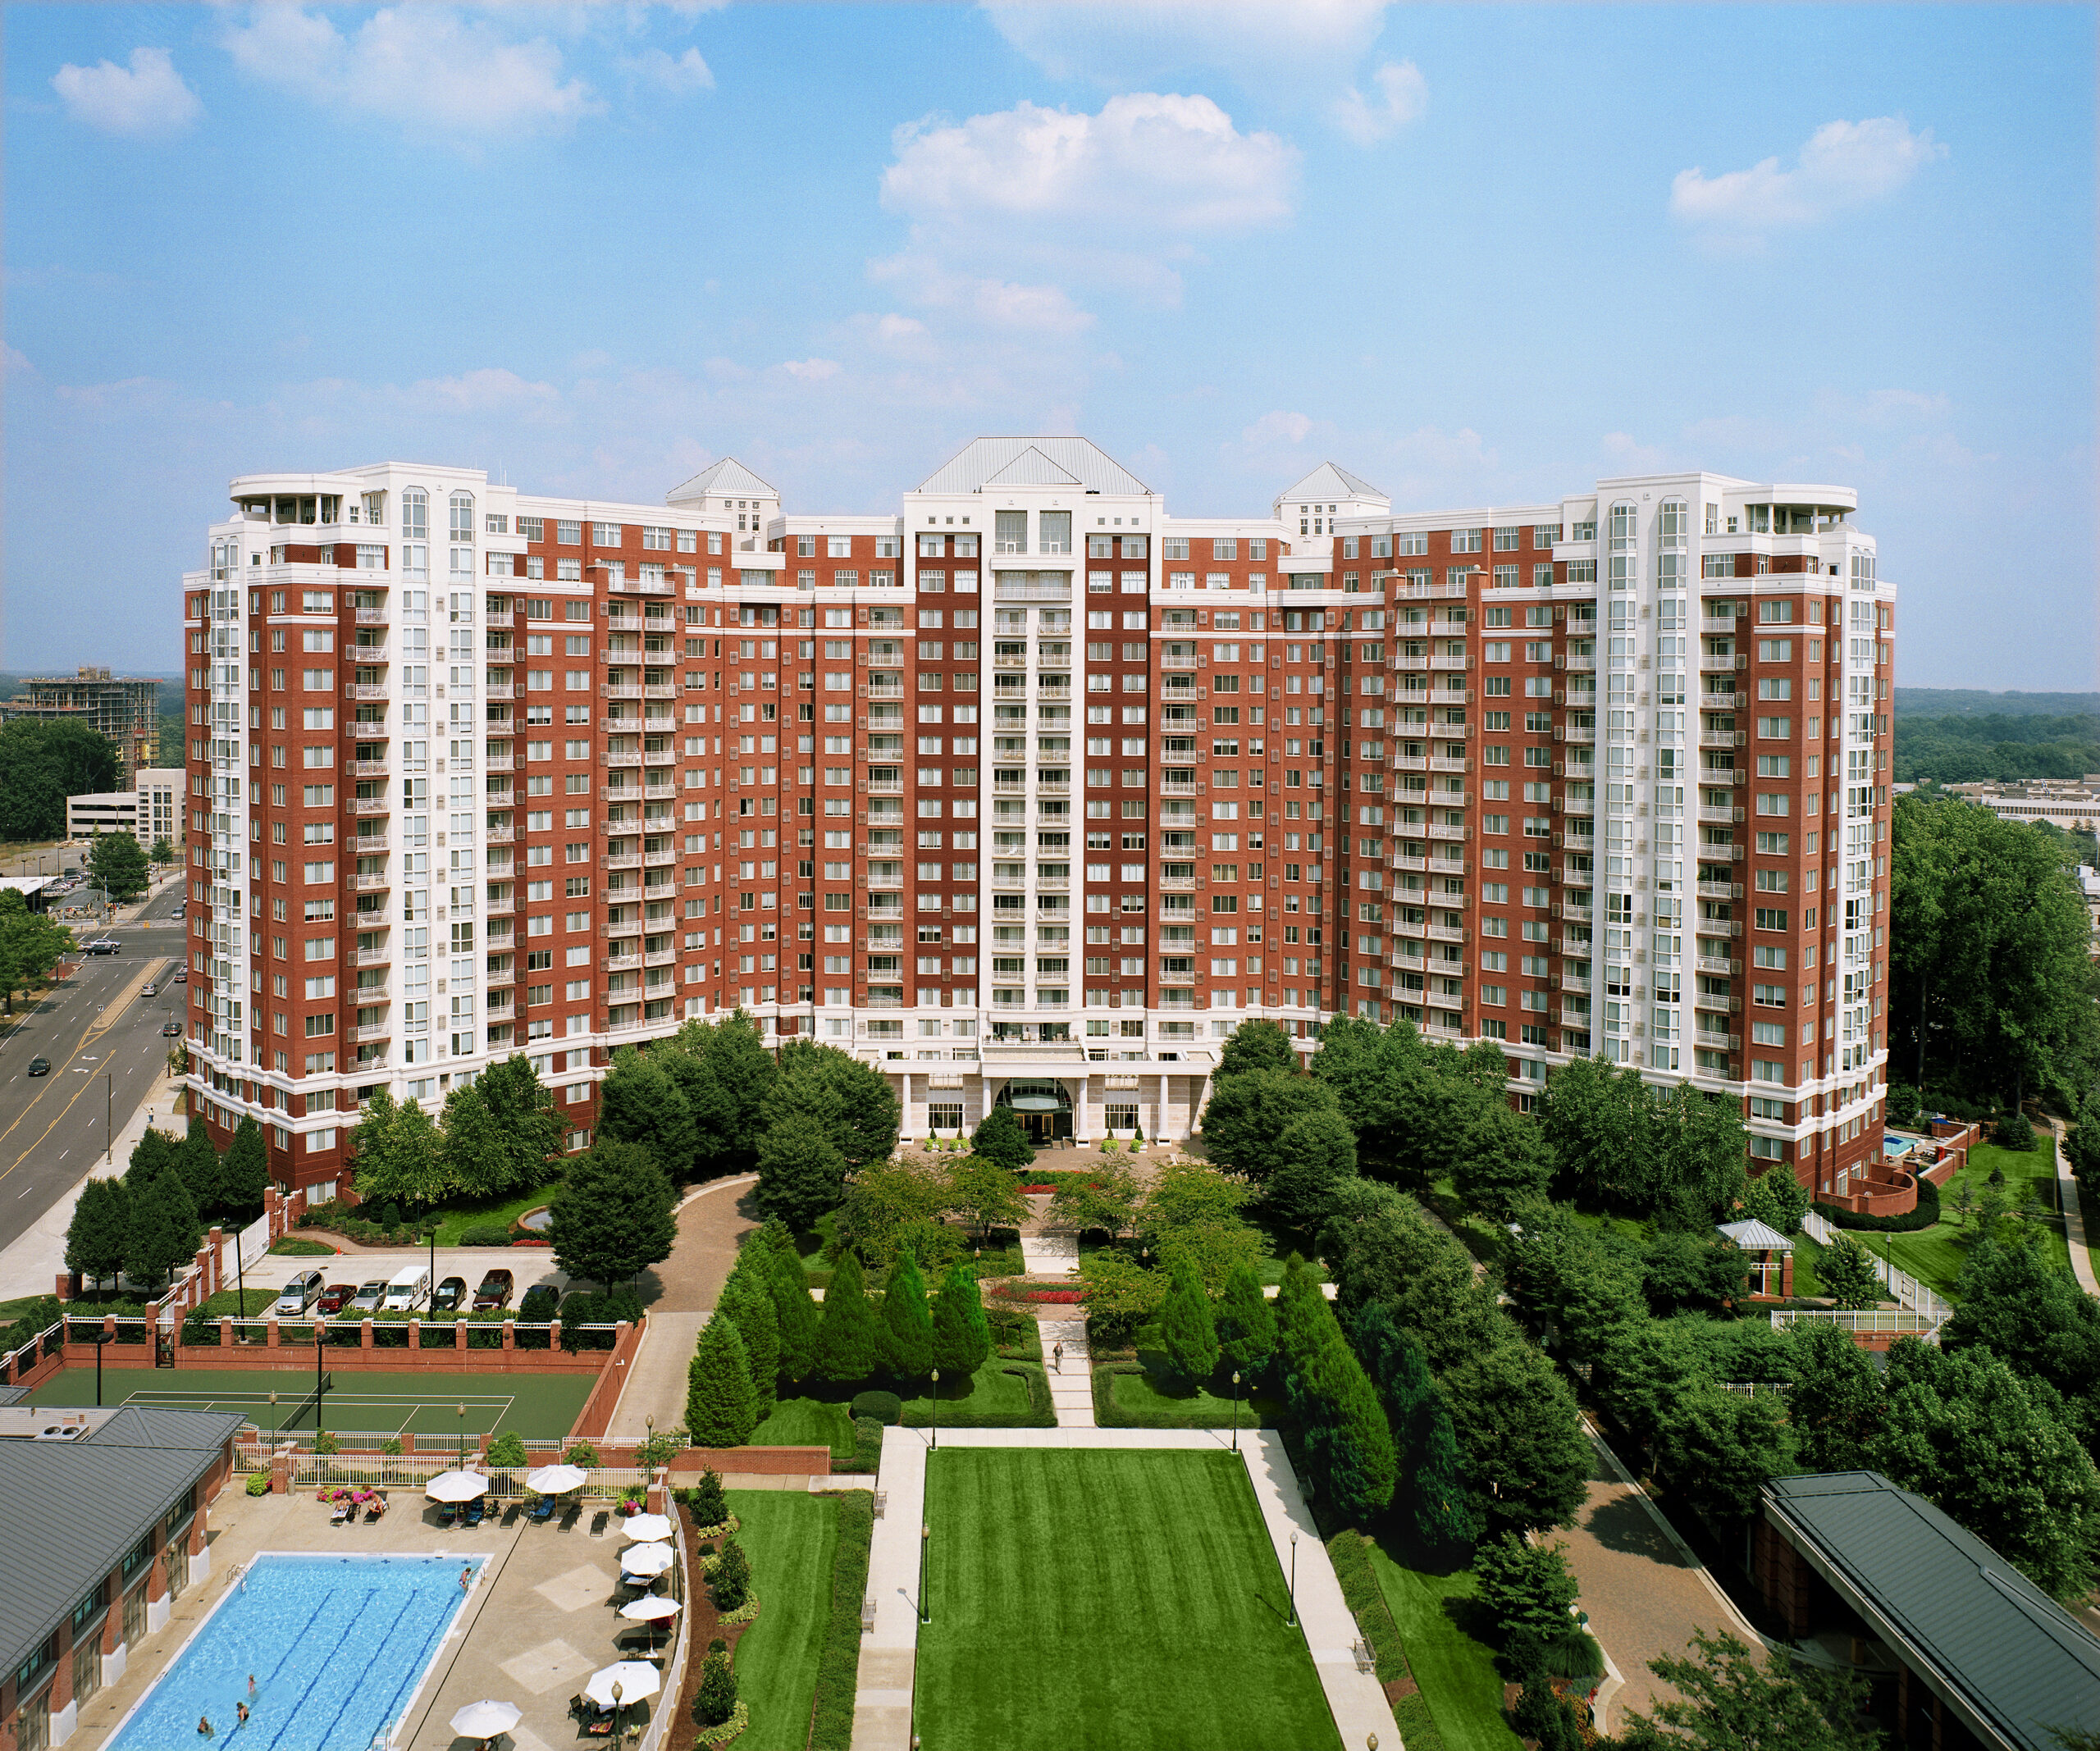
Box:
104;1553;482;1751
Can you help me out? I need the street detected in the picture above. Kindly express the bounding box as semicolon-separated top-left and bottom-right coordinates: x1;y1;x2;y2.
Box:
0;879;189;1256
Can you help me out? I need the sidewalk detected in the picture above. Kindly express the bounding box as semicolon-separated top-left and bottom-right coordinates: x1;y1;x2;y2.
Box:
2050;1117;2098;1297
848;1425;1397;1751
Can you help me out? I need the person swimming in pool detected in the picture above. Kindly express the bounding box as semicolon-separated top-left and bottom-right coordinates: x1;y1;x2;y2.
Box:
459;1565;473;1592
235;1703;249;1730
198;1718;212;1739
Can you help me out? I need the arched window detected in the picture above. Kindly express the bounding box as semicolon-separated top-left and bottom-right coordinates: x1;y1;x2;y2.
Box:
450;491;475;542
401;487;427;540
1607;500;1637;591
1656;497;1687;589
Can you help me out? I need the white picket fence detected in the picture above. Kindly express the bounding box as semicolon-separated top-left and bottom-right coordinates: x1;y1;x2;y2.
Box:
1796;1206;1952;1332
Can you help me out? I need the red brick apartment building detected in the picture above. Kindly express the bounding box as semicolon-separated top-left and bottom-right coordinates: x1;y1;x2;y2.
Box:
180;440;1893;1198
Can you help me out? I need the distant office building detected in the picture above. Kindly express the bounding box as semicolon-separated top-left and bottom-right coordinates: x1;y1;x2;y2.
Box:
1946;777;2100;835
2;668;161;784
65;768;181;851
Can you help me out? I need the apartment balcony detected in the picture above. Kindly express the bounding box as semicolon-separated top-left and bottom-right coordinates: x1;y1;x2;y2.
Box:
1563;726;1596;744
1425;822;1465;843
640;782;675;801
604;745;645;767
1693;990;1742;1014
1391;854;1427;873
1037;681;1071;700
599;852;641;873
355;606;388;626
352;946;390;968
645;947;677;968
1390;655;1427;673
1422;1017;1464;1040
484;964;514;989
1694;958;1737;979
1560;903;1593;923
1391;951;1427;973
486;893;514;916
1159;782;1198;799
1429;654;1468;673
1429;855;1468;877
603;953;641;974
1427;923;1465;944
485;609;514;629
1159;654;1199;672
993;577;1071;602
1697;805;1745;826
349;796;389;818
1700;654;1742;673
644;849;677;868
341;758;389;779
1700;731;1746;750
483;754;514;774
1697;880;1742;901
352;1022;390;1045
603;683;643;701
350;644;390;664
1390;754;1427;773
484;682;514;701
1034;875;1069;891
1561;974;1591;993
1696;1031;1742;1052
1035;777;1070;796
342;684;389;703
1157;874;1195;891
1564;655;1596;672
992;652;1029;669
352;871;390;892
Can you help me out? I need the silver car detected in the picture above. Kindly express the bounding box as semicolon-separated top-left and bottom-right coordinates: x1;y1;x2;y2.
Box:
271;1270;325;1316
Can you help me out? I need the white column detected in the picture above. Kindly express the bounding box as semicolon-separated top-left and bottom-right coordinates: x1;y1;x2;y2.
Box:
1069;1076;1090;1143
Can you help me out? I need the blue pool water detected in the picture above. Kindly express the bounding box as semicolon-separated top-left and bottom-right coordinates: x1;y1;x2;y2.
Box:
107;1553;481;1751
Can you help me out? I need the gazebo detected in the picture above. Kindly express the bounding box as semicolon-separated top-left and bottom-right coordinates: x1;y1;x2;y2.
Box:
1716;1217;1794;1300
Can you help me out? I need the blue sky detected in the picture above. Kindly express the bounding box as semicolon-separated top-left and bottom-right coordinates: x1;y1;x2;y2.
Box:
5;2;2093;689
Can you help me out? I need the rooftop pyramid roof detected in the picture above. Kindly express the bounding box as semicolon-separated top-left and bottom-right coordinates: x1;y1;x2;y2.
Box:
666;457;779;504
917;437;1151;497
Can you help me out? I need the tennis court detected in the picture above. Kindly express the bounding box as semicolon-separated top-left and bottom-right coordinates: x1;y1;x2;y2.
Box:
24;1367;596;1440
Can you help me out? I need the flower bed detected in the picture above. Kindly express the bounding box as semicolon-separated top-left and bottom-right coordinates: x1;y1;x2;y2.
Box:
993;1284;1087;1304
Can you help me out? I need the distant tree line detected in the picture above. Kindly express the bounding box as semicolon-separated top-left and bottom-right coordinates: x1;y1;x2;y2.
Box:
1894;710;2100;786
0;719;119;842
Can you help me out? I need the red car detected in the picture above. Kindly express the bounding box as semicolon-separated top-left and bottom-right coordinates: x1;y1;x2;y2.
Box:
472;1270;515;1311
316;1283;358;1316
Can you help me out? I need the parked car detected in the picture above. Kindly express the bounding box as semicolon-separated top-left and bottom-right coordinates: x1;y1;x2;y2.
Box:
173;969;187;983
161;1022;181;1037
472;1269;515;1311
431;1276;469;1313
317;1283;358;1315
84;939;120;955
141;983;158;997
348;1280;388;1314
272;1270;326;1316
25;1057;50;1076
382;1265;431;1311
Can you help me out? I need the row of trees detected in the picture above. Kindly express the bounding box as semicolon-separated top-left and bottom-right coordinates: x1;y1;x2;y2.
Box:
684;1220;995;1446
350;1056;564;1209
0;890;74;1013
64;1118;270;1291
0;718;118;843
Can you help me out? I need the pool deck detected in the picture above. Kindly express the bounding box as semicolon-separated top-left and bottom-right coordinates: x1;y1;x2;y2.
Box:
66;1484;676;1751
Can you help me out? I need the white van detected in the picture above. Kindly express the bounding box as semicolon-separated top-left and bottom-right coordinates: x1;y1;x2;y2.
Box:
382;1264;431;1311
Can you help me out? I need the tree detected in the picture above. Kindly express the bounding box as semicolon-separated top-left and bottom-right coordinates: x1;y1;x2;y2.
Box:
2066;1092;2100;1205
753;1233;820;1384
812;1249;881;1384
88;833;148;903
351;1090;448;1211
663;1011;778;1180
1214;1261;1277;1377
1076;1250;1169;1350
968;1105;1034;1171
65;1178;130;1291
1869;1337;2100;1601
0;718;118;842
148;836;173;867
599;1047;698;1181
1157;1257;1220;1387
833;1156;956;1271
1329;1197;1505;1375
689;1466;729;1528
929;1260;993;1377
943;1155;1026;1240
1640;1230;1746;1318
1651;1379;1796;1525
753;1115;847;1233
695;1650;737;1729
876;1247;935;1380
1262;1107;1358;1230
715;1253;781;1419
1450;1102;1554;1224
1540;1055;1659;1213
0;891;74;1012
217;1117;270;1214
1651;1082;1751;1229
124;1126;177;1192
1616;1630;1881;1751
1739;1167;1810;1237
1153;1219;1263;1298
1050;1157;1139;1238
1817;1235;1883;1310
546;1140;677;1288
1199;1068;1342;1183
176;1119;220;1212
710;1536;751;1613
686;1315;758;1447
458;1055;564;1198
1474;1533;1582;1644
1944;1234;2100;1458
1352;1299;1478;1549
1217;1018;1297;1078
1139;1159;1253;1238
1950;1177;1979;1226
1273;1264;1395;1520
1785;1320;1887;1474
763;1040;899;1166
1440;1339;1591;1536
123;1159;201;1288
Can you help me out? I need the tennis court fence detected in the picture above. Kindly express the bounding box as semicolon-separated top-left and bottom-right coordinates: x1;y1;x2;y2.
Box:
277;1451;653;1498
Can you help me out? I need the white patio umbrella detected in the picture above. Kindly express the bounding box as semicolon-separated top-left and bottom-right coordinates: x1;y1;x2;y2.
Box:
618;1594;681;1622
425;1470;490;1502
584;1662;662;1707
525;1463;588;1494
619;1541;675;1579
620;1512;673;1543
448;1700;520;1739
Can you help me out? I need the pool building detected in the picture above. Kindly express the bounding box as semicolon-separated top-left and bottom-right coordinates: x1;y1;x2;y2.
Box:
0;1403;244;1751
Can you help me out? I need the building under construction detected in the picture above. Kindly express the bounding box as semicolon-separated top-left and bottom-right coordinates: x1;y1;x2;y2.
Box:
2;667;161;783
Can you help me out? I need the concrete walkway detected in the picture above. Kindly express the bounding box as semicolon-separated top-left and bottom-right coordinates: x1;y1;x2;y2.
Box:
1558;1420;1764;1734
2050;1117;2098;1297
1037;1316;1094;1427
1016;1226;1077;1276
849;1425;1398;1751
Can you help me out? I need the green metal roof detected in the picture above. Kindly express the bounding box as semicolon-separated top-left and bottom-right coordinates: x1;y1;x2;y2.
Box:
1764;1471;2100;1750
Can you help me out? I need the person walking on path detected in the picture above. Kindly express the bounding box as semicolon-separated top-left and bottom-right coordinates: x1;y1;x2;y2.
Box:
1052;1340;1063;1373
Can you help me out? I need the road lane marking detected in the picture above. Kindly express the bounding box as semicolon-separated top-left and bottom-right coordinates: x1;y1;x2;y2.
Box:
0;956;170;1185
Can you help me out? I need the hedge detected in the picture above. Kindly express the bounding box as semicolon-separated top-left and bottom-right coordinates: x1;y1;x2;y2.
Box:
1815;1174;1941;1233
1090;1362;1270;1432
898;1364;1054;1429
808;1491;875;1751
1326;1530;1445;1751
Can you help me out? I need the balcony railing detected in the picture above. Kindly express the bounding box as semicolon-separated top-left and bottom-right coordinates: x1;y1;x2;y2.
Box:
603;684;643;700
604;746;645;766
349;797;388;817
603;953;641;974
1696;956;1737;976
351;1022;390;1045
352;946;389;967
355;606;387;625
342;684;388;703
603;851;642;870
352;871;389;892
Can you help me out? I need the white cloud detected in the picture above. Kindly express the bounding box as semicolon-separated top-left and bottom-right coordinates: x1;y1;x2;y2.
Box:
874;315;925;345
220;7;600;140
783;358;842;382
984;0;1388;92
1243;410;1313;445
1601;431;1671;472
1670;117;1946;239
1331;60;1426;145
883;93;1296;233
401;367;561;416
869;251;1098;338
622;46;713;94
51;47;201;137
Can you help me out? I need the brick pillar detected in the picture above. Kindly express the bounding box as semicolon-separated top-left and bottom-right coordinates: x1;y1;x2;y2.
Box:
267;1319;281;1349
550;1320;563;1350
646;1468;668;1516
359;1319;374;1352
401;1431;415;1456
268;1448;292;1495
408;1320;421;1352
1780;1252;1795;1299
219;1318;233;1348
100;1576;127;1689
501;1320;515;1354
55;1270;77;1302
144;1540;171;1635
207;1227;225;1296
187;1502;210;1587
45;1617;75;1744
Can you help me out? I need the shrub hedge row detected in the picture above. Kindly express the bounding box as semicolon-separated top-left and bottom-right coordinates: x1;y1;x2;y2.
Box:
1326;1530;1446;1751
1815;1173;1941;1233
897;1364;1055;1429
808;1491;875;1751
1089;1361;1265;1432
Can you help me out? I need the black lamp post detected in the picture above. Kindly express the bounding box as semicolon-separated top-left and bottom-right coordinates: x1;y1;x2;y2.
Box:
929;1367;939;1452
1287;1530;1298;1629
313;1323;325;1436
94;1331;112;1406
918;1524;930;1625
1231;1370;1241;1452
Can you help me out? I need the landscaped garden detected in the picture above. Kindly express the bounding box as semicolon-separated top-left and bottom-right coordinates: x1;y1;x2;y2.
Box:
915;1449;1340;1751
719;1491;840;1750
1869;1140;2072;1298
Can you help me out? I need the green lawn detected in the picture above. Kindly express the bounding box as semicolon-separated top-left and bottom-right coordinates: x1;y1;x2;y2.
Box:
727;1491;838;1751
427;1182;564;1245
750;1398;857;1462
919;1450;1340;1751
1366;1535;1522;1751
1105;1363;1283;1429
1873;1141;2070;1299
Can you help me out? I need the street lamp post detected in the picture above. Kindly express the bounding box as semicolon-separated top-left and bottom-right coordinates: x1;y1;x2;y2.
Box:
313;1325;325;1437
610;1680;623;1751
104;1074;112;1166
94;1332;112;1406
929;1367;939;1452
918;1524;931;1624
1231;1370;1241;1452
1287;1531;1298;1629
458;1402;468;1468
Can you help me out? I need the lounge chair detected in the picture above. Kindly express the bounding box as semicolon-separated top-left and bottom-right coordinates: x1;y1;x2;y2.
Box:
529;1494;557;1525
436;1502;459;1529
463;1498;486;1528
364;1495;387;1523
329;1498;353;1525
588;1510;609;1539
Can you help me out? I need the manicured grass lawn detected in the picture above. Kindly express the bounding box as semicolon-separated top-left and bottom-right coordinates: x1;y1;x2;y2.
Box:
918;1450;1340;1751
1872;1141;2070;1299
750;1398;856;1461
1108;1365;1282;1428
427;1181;564;1245
727;1491;838;1751
895;1359;1039;1425
1366;1534;1522;1751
